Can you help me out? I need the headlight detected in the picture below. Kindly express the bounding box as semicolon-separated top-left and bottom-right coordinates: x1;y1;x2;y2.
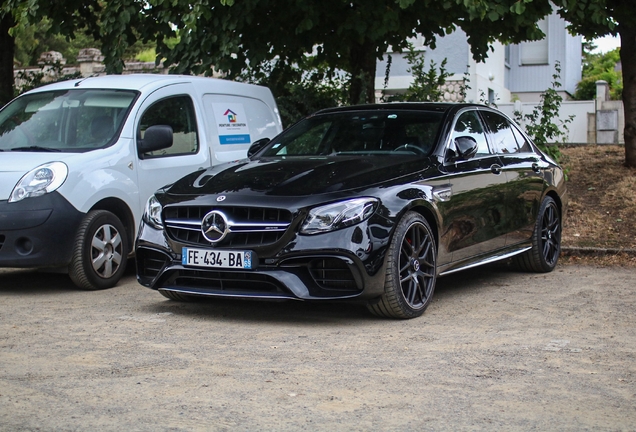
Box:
301;198;378;235
9;162;68;203
143;195;164;229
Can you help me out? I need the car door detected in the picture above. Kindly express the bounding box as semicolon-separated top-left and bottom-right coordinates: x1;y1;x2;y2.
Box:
479;110;546;246
135;84;209;216
438;109;509;263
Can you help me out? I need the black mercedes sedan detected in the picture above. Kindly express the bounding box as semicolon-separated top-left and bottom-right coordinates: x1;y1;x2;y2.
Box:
135;103;567;319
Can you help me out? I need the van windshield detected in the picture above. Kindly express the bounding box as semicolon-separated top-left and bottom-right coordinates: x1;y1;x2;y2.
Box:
0;89;138;152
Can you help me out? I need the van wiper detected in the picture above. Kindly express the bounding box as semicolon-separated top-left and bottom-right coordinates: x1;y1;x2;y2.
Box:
10;146;61;152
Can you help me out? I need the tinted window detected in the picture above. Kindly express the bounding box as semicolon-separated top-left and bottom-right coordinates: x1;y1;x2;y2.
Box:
139;96;199;157
262;111;443;157
511;124;533;153
449;110;490;156
481;111;519;154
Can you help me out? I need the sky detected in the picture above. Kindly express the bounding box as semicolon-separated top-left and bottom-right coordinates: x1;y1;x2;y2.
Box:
590;35;621;54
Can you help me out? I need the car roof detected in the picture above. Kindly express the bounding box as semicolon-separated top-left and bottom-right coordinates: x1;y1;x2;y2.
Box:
315;102;487;115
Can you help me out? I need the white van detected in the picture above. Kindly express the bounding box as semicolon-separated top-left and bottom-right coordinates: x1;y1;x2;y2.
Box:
0;74;282;290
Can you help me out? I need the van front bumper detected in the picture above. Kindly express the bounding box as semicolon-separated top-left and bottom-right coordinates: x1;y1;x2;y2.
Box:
0;192;84;268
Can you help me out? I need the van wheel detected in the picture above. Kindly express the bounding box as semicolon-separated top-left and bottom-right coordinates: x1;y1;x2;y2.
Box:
69;210;128;290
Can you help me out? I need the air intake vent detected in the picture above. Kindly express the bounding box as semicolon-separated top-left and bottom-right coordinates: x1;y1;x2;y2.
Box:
309;258;359;291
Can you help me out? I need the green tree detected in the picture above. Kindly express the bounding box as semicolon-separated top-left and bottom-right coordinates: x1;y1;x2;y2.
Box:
514;62;573;164
0;0;101;105
554;0;636;166
100;0;553;105
12;17;96;66
238;58;348;126
389;45;452;102
573;47;622;100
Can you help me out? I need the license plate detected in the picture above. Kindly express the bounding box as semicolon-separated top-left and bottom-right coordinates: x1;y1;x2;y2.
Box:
182;248;253;269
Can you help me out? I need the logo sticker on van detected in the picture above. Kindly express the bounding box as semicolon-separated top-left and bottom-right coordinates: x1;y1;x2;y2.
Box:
214;103;251;145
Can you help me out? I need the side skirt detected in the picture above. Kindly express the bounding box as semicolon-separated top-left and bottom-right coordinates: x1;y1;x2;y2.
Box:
438;244;531;277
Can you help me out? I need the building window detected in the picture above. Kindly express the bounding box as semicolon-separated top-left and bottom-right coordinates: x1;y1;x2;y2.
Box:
520;19;549;65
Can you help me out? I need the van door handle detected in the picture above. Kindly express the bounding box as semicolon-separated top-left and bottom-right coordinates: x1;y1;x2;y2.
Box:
491;164;502;175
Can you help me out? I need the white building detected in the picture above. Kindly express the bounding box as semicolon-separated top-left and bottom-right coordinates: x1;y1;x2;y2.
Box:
376;12;582;105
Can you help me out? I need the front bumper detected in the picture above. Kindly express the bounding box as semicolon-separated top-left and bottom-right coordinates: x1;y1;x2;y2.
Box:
135;218;393;301
0;192;84;268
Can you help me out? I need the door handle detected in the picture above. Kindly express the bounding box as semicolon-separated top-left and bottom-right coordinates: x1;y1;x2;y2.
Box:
491;164;502;175
532;162;541;173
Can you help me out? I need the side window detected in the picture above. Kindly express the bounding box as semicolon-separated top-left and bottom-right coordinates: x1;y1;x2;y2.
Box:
511;124;533;153
139;96;199;157
481;111;519;154
449;110;490;157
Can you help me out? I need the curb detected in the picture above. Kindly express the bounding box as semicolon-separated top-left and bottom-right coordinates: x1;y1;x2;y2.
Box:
562;246;636;256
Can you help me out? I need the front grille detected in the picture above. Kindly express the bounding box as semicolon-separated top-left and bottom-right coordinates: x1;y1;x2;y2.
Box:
164;206;292;248
0;234;5;250
309;258;358;291
169;269;286;294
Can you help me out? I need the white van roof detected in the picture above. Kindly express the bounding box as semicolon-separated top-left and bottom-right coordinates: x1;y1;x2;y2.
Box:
24;74;266;95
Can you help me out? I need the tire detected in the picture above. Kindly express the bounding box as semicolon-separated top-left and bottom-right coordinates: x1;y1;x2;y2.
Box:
68;210;128;290
513;196;561;273
368;212;437;319
159;290;197;302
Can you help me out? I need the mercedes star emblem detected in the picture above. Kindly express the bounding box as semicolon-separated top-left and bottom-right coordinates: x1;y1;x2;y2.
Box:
201;210;229;243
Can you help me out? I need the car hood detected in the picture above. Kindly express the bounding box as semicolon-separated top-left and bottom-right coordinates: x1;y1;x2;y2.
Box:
167;156;430;197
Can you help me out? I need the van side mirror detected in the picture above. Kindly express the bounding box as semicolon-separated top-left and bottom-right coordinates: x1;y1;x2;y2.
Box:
454;136;478;160
247;138;270;158
138;125;173;157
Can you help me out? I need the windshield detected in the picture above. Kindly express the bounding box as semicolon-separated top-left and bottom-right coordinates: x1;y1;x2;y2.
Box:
261;110;443;157
0;89;138;152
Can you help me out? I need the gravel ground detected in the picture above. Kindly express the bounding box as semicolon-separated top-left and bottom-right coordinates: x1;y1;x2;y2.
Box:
1;263;635;431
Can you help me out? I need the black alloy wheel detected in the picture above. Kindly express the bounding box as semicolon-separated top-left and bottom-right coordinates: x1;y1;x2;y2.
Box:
514;196;561;273
368;212;437;319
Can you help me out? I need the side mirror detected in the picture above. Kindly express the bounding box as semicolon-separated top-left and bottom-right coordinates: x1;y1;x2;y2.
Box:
454;136;478;160
138;125;173;157
247;137;270;158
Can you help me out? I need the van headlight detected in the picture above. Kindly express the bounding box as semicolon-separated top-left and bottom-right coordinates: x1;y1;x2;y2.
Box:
301;198;378;235
143;195;164;229
9;162;68;203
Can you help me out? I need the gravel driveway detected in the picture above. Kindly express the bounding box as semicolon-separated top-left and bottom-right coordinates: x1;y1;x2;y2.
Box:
1;263;634;431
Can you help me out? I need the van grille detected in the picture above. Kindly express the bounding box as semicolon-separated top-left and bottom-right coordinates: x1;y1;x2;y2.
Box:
164;206;292;248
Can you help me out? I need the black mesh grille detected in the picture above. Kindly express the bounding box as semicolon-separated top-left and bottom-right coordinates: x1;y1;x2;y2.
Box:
309;258;358;291
164;206;292;247
171;269;286;294
136;248;170;280
0;234;5;250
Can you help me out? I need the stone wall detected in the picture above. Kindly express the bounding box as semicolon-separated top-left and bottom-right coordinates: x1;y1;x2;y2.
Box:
14;48;168;89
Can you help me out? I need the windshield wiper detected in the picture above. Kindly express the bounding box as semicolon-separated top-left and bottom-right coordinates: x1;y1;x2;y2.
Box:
10;146;61;152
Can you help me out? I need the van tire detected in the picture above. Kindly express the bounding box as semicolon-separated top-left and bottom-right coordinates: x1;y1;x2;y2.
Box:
69;210;128;290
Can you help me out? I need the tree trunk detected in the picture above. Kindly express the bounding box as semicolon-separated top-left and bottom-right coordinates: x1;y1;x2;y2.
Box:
348;40;377;105
0;13;16;106
620;25;636;167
